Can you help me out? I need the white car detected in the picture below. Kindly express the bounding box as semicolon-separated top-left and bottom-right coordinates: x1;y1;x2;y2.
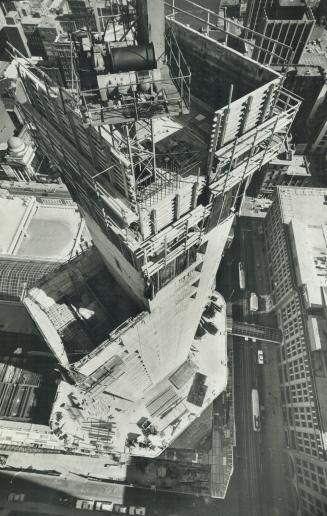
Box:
8;493;25;502
135;508;146;516
119;507;128;514
95;502;114;512
76;499;95;510
95;501;113;511
257;350;264;364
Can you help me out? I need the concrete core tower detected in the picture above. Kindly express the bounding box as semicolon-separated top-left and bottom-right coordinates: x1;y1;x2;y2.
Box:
15;0;300;457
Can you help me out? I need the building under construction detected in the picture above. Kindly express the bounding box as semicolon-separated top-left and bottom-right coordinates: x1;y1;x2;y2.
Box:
12;0;300;474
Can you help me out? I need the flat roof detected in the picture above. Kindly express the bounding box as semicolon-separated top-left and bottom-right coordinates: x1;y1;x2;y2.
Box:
278;0;306;6
278;187;327;306
0;195;84;260
0;196;30;254
21;15;42;24
299;25;327;68
16;204;82;260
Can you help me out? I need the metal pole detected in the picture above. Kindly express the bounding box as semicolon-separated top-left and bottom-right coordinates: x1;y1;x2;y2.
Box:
151;119;156;181
93;0;102;39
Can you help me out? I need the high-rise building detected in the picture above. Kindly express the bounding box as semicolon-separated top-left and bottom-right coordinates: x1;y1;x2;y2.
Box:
305;96;327;154
264;187;327;516
14;0;300;458
0;10;31;60
20;15;63;58
279;65;327;146
246;0;315;65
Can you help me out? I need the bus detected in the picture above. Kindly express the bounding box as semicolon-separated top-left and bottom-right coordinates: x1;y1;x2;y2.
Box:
249;292;258;312
238;261;246;290
251;388;261;432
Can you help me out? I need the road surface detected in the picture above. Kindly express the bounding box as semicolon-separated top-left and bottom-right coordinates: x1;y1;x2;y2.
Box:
233;338;263;516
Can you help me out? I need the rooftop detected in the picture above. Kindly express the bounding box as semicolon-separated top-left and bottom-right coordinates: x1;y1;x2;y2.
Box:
278;187;327;308
271;153;310;176
278;0;307;7
240;196;272;218
299;25;327;68
0;192;86;261
266;0;313;20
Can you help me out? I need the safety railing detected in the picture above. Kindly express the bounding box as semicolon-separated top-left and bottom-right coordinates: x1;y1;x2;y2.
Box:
165;0;294;67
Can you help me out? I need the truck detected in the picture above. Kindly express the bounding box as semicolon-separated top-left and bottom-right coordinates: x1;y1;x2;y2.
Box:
238;261;246;290
251;389;261;432
249;292;258;312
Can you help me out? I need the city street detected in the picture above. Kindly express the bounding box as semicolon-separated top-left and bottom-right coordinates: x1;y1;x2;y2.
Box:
233;338;262;516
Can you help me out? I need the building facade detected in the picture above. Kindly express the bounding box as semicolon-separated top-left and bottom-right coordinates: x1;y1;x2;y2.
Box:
265;187;327;516
252;0;315;65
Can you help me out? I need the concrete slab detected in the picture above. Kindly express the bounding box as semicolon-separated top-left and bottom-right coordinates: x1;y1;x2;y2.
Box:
16;205;82;260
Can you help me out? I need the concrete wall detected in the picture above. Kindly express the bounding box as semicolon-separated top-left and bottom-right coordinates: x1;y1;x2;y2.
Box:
142;215;234;383
170;18;278;110
76;214;234;390
83;211;147;308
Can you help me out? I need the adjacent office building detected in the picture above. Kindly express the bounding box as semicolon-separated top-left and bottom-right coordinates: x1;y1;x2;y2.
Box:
265;187;327;516
0;10;31;60
246;0;315;65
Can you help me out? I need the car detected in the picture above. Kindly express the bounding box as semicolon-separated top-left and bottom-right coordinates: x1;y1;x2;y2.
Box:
135;508;146;516
257;350;264;364
119;507;128;514
253;415;261;431
129;508;136;515
95;501;114;511
76;499;95;510
8;493;25;502
59;496;70;505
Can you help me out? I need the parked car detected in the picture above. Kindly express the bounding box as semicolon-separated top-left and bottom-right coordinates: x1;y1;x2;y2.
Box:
95;501;114;511
257;349;264;364
59;496;70;505
8;493;25;502
253;415;261;431
76;499;95;510
119;507;128;514
135;508;146;515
